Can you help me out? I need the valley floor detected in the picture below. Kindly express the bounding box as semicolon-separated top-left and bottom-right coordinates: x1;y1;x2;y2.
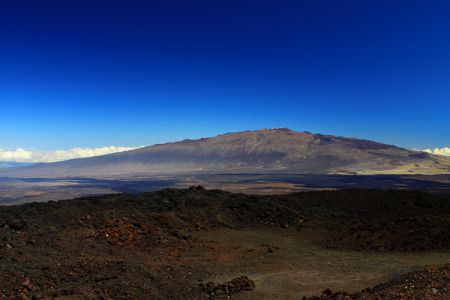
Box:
195;227;450;299
1;173;450;205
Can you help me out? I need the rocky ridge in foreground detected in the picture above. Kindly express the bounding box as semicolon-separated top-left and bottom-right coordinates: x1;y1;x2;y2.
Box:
1;188;449;299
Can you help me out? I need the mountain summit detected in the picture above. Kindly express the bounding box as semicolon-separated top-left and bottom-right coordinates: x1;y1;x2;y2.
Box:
4;129;450;177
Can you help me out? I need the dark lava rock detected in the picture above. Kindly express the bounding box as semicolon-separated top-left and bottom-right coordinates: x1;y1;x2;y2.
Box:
1;188;450;299
304;265;450;300
199;276;256;298
8;220;26;231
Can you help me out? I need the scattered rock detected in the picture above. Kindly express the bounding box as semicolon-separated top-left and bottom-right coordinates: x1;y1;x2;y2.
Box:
8;220;26;231
199;276;255;298
1;188;450;299
304;265;450;300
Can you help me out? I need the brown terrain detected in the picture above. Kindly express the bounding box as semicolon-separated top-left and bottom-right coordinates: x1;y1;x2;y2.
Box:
1;174;450;205
1;187;449;299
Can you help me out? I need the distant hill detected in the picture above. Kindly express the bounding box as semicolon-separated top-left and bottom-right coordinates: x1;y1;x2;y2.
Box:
0;161;35;169
3;128;450;177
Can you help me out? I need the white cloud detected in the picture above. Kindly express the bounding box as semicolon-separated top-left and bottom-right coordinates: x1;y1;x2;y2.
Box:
422;147;450;156
0;146;141;163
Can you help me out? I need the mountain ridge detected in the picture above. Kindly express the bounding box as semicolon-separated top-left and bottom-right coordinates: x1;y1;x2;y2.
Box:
3;128;450;177
0;161;36;169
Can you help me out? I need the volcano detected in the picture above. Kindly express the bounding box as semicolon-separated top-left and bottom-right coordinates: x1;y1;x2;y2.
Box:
4;128;450;177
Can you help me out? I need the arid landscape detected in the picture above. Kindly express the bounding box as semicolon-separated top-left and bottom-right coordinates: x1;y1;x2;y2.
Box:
1;187;449;299
2;129;449;205
1;130;449;299
1;173;450;205
2;1;450;299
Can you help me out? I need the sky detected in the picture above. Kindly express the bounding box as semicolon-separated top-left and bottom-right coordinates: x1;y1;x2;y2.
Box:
0;0;449;161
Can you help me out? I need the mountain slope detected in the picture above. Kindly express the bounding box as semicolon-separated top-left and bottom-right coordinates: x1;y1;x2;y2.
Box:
0;162;35;169
3;128;450;177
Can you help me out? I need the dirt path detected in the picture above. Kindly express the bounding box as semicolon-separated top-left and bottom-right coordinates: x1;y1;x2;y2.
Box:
192;227;450;299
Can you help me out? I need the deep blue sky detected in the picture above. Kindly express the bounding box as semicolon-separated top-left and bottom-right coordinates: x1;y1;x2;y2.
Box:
0;0;449;150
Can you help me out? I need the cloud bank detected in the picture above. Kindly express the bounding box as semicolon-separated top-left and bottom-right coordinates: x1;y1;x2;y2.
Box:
0;146;141;163
422;147;450;156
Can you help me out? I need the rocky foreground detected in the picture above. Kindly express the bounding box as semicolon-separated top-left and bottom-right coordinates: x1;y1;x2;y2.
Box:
0;187;449;299
305;265;449;300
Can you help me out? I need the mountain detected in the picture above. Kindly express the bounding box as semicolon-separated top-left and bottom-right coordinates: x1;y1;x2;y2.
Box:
3;128;450;177
0;161;35;169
